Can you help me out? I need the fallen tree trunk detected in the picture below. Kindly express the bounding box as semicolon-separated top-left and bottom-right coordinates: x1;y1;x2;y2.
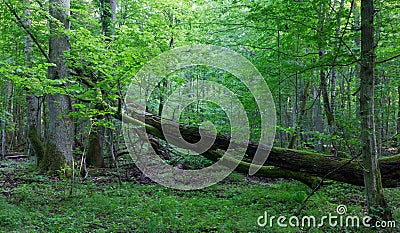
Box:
72;64;324;188
122;112;400;188
73;63;399;188
146;135;321;188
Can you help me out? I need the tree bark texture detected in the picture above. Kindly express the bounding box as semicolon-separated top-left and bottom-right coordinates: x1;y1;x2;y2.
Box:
360;0;392;220
42;0;74;172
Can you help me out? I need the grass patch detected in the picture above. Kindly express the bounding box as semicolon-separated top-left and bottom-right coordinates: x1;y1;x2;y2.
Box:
0;160;399;232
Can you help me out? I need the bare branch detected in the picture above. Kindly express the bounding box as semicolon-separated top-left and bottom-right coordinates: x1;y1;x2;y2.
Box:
377;53;400;64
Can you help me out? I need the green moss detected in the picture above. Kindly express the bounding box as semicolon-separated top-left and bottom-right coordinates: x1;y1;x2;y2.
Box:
40;142;67;174
27;126;44;165
379;154;400;163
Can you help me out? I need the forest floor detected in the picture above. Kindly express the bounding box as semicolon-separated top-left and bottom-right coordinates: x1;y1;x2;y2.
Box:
0;158;399;232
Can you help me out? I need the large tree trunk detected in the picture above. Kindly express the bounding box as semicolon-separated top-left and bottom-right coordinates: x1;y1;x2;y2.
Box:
360;0;392;220
122;111;400;188
41;0;74;172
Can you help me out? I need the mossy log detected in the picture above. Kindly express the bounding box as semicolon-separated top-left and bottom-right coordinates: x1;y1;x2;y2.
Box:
122;112;400;188
202;150;321;188
147;135;320;188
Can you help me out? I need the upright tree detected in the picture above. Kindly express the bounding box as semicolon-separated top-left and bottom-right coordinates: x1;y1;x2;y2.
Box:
24;0;43;163
360;0;392;220
86;0;117;168
41;0;74;171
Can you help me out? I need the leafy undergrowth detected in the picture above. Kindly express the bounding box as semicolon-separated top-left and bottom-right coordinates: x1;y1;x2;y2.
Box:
0;159;399;232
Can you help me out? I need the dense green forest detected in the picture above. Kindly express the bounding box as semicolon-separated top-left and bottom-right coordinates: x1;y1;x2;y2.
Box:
0;0;399;232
